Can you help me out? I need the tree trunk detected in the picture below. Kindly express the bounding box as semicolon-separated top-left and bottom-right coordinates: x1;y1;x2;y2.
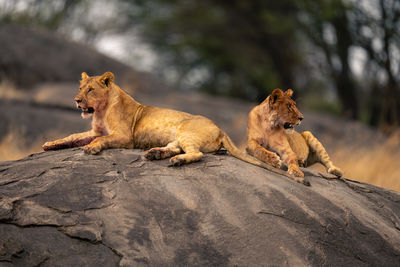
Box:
332;12;359;120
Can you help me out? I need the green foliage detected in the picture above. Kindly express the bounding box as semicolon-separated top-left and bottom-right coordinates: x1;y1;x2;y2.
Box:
121;0;302;101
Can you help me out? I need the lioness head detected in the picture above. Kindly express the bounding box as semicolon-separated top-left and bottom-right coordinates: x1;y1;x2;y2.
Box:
265;88;304;129
75;72;114;119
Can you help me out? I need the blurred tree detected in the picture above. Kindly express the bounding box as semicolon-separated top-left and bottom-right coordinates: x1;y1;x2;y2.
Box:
0;0;80;30
0;0;126;43
298;0;359;119
121;0;302;102
352;0;400;130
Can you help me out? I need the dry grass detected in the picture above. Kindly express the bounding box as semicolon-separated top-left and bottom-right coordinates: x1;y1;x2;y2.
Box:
0;80;26;100
330;132;400;192
0;130;43;161
0;128;66;162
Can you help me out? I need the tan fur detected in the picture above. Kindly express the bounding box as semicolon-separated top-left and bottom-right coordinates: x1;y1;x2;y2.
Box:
42;72;293;178
247;88;343;184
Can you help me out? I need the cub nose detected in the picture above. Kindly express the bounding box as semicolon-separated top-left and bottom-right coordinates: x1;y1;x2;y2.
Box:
299;116;304;121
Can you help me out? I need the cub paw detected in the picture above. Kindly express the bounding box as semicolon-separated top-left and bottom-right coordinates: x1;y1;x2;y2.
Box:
328;166;343;177
83;144;102;155
169;156;186;166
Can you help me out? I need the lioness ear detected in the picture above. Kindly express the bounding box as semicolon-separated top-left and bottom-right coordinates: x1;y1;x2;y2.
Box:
269;88;284;105
285;89;293;98
99;72;114;87
81;72;89;80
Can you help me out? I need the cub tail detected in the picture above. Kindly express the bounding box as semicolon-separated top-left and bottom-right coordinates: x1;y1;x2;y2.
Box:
220;132;310;186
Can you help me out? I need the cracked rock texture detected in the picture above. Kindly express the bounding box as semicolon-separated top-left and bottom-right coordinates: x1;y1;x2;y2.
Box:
1;148;400;266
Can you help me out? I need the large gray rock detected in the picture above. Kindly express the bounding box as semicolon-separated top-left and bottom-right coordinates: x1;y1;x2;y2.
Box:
1;148;400;266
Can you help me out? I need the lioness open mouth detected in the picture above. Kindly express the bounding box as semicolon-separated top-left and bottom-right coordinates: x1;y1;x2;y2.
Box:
80;107;95;114
284;122;293;129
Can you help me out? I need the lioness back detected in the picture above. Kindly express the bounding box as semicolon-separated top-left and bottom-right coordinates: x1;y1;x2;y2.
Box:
133;106;221;151
133;107;187;148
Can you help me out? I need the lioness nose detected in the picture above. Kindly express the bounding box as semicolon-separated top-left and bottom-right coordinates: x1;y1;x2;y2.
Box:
75;98;82;103
299;116;304;121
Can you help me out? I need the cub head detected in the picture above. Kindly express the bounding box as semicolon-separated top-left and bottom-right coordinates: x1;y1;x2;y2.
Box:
75;72;114;119
265;88;304;130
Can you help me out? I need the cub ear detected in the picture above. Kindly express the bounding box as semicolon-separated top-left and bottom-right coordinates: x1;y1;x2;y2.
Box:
269;88;284;105
99;72;114;87
81;72;89;80
285;89;294;97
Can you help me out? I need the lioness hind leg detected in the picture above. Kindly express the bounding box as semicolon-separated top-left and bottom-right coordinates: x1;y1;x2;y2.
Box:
301;131;343;177
169;148;203;166
145;141;181;160
169;137;204;166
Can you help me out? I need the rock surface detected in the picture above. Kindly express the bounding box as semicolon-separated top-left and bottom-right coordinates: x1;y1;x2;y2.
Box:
1;148;400;266
0;24;130;88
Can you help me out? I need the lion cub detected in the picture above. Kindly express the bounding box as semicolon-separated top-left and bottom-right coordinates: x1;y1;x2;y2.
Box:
246;88;343;183
42;72;292;178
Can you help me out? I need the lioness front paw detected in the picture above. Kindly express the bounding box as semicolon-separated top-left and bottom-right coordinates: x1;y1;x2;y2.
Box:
288;166;304;178
288;166;309;185
268;154;282;168
42;140;68;151
42;141;55;151
328;166;343;177
83;144;102;155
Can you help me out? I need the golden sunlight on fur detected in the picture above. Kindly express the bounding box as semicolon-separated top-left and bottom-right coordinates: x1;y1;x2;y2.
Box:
42;72;293;178
246;88;343;185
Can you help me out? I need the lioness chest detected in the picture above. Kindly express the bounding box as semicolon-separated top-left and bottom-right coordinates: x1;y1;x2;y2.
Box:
260;130;309;163
133;107;192;149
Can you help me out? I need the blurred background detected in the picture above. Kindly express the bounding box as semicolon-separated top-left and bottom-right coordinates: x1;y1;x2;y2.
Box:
0;0;399;191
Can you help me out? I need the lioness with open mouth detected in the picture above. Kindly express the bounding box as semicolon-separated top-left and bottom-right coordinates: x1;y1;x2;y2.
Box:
246;88;343;184
43;72;294;179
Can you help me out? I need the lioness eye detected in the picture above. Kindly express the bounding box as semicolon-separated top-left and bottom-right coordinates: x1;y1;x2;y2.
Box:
87;87;94;93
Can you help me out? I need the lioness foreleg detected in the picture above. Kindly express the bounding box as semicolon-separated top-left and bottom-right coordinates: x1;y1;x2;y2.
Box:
83;134;132;155
42;131;97;151
301;131;343;177
246;139;282;168
272;140;304;180
145;141;182;160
